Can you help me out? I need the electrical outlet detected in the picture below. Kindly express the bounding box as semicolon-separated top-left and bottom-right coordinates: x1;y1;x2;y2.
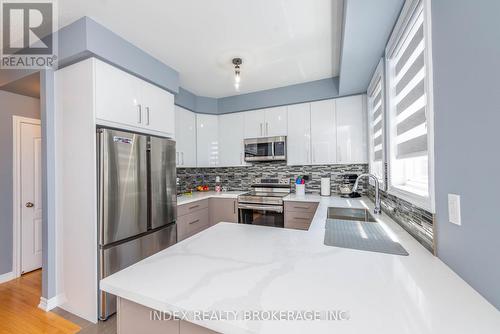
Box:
448;194;461;226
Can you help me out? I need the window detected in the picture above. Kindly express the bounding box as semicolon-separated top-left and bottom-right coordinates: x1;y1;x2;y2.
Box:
385;0;434;212
367;59;386;189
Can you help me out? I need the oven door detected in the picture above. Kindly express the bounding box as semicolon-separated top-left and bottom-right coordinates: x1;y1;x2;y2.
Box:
244;140;274;161
238;204;284;228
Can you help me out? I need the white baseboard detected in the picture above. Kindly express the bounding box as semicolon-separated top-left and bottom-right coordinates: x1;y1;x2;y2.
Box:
38;294;63;312
0;271;15;284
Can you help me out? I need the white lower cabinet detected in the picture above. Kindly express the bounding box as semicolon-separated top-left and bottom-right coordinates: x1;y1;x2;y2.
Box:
174;106;197;167
335;95;367;163
286;103;311;166
310;99;337;164
218;113;245;166
196;114;219;167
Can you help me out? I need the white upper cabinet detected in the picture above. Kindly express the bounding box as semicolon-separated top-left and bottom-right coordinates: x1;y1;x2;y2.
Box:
243;106;287;138
287;103;311;166
244;109;266;138
264;106;288;137
196;114;219;167
310;99;337;164
95;59;141;128
336;95;367;163
218;113;245;166
94;59;174;137
174;106;197;167
141;81;175;135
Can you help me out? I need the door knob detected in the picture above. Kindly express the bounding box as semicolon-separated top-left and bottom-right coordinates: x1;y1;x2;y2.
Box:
25;202;34;208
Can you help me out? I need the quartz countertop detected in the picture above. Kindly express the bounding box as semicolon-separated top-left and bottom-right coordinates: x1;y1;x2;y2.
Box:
177;191;247;205
101;194;500;334
283;193;323;202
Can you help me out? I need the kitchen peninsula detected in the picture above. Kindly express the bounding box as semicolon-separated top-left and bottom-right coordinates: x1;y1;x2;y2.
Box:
101;195;500;334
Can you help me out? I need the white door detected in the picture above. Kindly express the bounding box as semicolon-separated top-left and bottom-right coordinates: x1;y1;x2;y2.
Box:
287;103;311;166
175;106;197;167
21;122;43;274
196;114;219;167
219;113;245;166
94;59;142;127
264;106;288;137
310;99;337;164
336;95;368;163
141;81;175;136
243;109;266;138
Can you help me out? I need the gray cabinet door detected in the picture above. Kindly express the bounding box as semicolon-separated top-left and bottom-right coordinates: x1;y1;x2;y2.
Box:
210;198;238;225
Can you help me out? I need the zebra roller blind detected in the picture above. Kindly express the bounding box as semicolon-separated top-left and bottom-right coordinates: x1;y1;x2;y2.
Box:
369;77;384;162
390;4;427;159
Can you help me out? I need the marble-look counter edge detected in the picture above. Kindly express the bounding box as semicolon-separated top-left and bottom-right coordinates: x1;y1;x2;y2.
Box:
177;191;247;205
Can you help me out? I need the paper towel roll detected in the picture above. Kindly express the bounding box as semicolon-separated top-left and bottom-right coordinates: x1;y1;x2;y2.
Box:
321;177;331;196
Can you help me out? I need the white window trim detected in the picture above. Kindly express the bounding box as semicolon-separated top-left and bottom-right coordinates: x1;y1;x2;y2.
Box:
385;0;435;213
367;58;386;190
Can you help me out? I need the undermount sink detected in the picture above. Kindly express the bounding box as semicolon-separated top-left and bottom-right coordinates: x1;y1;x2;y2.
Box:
325;207;409;256
327;207;377;223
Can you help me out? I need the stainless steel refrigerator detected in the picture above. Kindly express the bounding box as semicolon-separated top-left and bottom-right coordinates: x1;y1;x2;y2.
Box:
97;128;177;320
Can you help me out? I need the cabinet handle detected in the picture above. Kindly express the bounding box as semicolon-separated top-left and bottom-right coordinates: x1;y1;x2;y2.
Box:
312;148;315;163
189;205;200;210
233;201;236;214
266;122;269;136
146;106;150;125
293;206;310;209
189;219;200;225
260;123;263;136
176;152;179;165
137;104;142;123
181;152;184;165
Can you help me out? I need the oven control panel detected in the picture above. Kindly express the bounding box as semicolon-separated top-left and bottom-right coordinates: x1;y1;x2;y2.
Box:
252;178;291;186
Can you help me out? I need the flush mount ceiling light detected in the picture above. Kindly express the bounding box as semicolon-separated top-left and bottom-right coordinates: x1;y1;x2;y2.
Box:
232;57;243;91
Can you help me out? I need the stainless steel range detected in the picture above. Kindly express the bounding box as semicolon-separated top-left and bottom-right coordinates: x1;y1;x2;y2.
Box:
238;178;291;228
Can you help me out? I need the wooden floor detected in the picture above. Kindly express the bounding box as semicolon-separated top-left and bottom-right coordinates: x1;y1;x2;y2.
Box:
0;270;81;334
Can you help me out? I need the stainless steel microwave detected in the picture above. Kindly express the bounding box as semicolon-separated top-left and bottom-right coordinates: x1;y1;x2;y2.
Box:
244;136;286;162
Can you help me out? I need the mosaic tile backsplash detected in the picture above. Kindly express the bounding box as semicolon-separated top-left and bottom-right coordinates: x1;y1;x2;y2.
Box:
367;186;435;253
177;161;434;253
176;162;369;194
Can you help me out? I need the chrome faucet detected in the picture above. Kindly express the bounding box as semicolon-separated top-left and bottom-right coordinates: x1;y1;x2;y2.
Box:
352;173;382;214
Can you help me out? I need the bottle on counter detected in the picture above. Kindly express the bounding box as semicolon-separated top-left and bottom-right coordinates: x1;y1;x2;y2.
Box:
215;176;222;192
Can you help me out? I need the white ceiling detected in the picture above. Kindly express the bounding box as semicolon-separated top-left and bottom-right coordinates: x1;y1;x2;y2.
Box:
58;0;343;98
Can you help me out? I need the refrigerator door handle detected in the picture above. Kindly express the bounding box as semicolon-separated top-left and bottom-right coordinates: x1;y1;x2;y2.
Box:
97;129;105;246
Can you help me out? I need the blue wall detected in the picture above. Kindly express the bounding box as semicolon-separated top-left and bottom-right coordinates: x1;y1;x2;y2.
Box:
57;17;180;94
338;0;403;95
432;0;500;309
218;78;340;113
0;91;41;276
174;88;218;114
176;78;344;114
